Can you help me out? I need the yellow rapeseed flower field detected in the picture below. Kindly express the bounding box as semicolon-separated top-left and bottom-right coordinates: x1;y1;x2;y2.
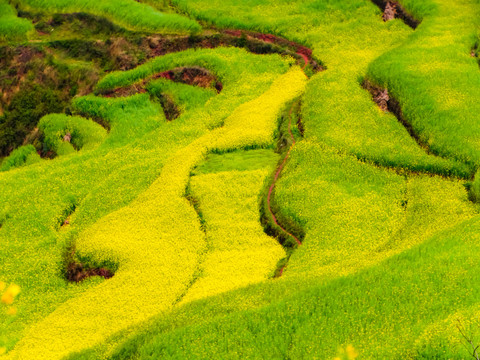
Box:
6;68;306;359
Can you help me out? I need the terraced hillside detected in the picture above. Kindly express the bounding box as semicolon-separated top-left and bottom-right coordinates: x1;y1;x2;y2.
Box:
1;0;480;359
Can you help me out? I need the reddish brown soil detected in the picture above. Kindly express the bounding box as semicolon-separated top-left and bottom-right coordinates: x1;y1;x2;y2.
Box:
66;262;114;283
383;2;397;21
102;67;220;98
363;80;390;112
158;93;181;121
371;0;419;29
145;31;323;72
154;67;219;89
103;85;146;98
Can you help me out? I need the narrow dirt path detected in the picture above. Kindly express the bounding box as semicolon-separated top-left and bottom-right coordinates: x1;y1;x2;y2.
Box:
264;53;310;277
267;103;302;248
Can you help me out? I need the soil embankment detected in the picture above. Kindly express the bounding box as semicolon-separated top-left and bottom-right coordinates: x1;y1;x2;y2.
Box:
370;0;420;29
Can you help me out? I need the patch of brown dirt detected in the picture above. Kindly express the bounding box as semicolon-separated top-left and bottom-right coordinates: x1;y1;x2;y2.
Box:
371;0;419;29
364;80;390;112
158;93;180;121
103;84;146;98
66;262;114;283
155;67;218;88
383;2;397;21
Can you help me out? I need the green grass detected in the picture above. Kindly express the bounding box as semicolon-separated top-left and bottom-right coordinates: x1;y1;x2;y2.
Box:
0;145;40;172
102;215;480;359
366;0;480;168
0;0;33;41
192;149;279;175
276;141;476;281
12;0;201;34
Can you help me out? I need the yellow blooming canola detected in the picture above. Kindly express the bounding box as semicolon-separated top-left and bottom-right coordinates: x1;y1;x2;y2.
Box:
0;284;20;306
181;170;285;304
281;143;477;281
7;67;306;360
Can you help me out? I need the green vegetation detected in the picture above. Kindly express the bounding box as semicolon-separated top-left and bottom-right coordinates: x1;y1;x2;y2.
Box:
0;84;66;157
192;149;279;175
277;142;476;281
104;216;480;359
0;45;100;157
183;168;285;303
0;145;40;172
366;0;480;169
146;78;217;113
13;0;201;34
0;0;33;40
0;48;299;358
38;114;107;155
2;0;480;358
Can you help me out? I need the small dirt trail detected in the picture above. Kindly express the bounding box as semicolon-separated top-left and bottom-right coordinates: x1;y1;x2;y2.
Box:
266;52;310;256
265;55;310;275
267;103;302;247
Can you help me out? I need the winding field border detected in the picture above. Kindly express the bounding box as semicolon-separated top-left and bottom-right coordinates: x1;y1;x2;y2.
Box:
267;103;302;248
370;0;420;29
362;79;473;180
145;30;323;73
100;66;221;97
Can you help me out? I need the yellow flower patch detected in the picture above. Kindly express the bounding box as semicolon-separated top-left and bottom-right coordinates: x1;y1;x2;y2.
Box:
1;285;20;306
181;170;285;304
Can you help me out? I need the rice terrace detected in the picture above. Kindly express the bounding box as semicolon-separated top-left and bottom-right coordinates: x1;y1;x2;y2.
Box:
1;0;480;358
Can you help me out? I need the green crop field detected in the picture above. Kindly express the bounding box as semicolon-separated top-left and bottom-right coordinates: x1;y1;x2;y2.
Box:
1;0;480;359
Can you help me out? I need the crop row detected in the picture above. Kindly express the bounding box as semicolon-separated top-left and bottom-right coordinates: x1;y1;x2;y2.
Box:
12;0;201;34
0;0;33;40
182;169;285;304
274;140;476;280
366;0;480;169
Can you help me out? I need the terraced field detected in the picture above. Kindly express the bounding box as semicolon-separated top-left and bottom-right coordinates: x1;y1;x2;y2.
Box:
1;0;480;358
